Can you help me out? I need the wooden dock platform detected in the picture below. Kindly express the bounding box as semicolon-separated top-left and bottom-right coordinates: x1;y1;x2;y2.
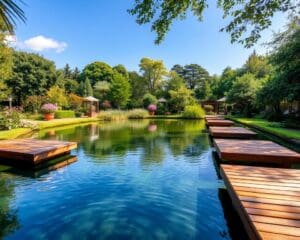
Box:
205;115;224;120
0;139;77;165
209;127;257;139
214;139;300;166
220;164;300;240
206;119;235;127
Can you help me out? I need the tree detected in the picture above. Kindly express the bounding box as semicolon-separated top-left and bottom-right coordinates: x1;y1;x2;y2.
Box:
165;71;185;92
142;93;157;108
5;51;57;104
0;22;12;81
63;63;72;79
243;51;272;78
139;57;167;94
83;78;93;97
128;71;148;107
47;86;68;108
129;0;297;47
108;73;131;108
0;0;26;33
226;73;260;116
168;86;196;113
172;64;210;90
113;64;129;79
94;81;110;101
81;61;114;86
72;67;80;81
213;67;238;98
195;80;212;100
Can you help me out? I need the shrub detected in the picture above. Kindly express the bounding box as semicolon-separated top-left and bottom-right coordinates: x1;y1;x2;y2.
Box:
142;93;157;108
102;100;111;110
127;109;148;119
23;95;47;113
68;93;83;111
0;107;23;130
147;104;157;112
182;105;205;119
98;110;127;121
55;110;75;119
203;105;214;113
41;103;58;114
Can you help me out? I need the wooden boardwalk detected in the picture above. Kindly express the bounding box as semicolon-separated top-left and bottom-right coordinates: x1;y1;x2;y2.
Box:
206;119;235;127
220;164;300;240
214;139;300;166
209;126;257;139
0;139;77;165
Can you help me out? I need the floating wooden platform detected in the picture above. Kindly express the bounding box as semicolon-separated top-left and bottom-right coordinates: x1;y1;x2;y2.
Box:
0;139;77;165
206;119;234;126
214;139;300;166
220;164;300;240
209;127;257;139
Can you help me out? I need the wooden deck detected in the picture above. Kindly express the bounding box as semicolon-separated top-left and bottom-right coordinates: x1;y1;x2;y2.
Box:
220;164;300;240
0;139;77;165
205;115;225;120
209;127;257;139
206;119;235;126
214;139;300;166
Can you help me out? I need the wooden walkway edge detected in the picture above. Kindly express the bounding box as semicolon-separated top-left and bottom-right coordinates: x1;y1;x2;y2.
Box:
220;164;300;240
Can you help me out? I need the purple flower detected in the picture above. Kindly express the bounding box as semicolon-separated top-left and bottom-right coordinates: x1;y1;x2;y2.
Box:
41;103;58;113
147;104;157;112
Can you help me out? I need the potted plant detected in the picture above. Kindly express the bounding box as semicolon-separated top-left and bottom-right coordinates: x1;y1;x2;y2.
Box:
147;104;157;115
41;103;57;121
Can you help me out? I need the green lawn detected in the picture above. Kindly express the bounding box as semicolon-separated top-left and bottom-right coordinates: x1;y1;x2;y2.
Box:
228;117;300;140
0;117;99;140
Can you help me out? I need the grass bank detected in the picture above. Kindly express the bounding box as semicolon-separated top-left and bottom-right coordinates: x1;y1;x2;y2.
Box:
0;117;99;140
227;116;300;141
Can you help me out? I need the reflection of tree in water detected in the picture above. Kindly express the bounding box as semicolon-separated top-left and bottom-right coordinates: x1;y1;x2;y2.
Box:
140;138;165;166
0;174;19;239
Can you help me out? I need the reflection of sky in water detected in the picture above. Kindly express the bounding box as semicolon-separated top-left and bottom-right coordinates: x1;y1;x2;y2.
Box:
0;120;248;240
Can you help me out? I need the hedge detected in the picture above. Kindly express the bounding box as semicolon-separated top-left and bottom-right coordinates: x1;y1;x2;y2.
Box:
55;110;75;119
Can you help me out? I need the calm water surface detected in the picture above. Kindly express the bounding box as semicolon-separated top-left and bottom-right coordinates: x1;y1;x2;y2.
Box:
0;120;248;240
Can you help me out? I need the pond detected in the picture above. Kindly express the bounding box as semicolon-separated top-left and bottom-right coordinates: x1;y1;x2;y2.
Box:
0;120;248;240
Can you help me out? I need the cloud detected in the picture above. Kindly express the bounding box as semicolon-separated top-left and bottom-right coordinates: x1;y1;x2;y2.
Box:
6;35;67;53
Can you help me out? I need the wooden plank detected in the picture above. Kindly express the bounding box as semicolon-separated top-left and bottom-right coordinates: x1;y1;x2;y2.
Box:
214;139;300;166
209;126;257;139
206;119;234;126
221;164;300;240
0;139;77;165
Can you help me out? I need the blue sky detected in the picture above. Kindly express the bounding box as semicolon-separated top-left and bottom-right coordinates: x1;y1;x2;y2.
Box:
12;0;288;75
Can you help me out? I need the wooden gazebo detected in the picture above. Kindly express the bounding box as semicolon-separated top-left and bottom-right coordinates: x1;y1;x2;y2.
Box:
83;96;99;117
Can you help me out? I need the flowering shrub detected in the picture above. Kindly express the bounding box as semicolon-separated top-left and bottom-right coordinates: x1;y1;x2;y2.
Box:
0;107;23;130
41;103;58;114
147;104;157;112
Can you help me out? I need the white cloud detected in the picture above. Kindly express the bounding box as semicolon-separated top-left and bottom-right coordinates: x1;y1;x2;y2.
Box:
6;35;67;53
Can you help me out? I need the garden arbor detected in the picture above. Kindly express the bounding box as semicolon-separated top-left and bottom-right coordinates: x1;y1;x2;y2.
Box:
83;96;99;117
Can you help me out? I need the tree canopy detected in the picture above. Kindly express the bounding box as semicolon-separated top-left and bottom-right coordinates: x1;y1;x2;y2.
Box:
81;61;114;86
129;0;298;47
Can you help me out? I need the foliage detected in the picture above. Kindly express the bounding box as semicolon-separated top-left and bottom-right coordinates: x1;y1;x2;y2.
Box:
203;104;214;113
79;78;93;97
226;73;260;117
128;71;148;107
147;104;157;112
0;107;23;130
127;109;148;119
0;24;12;82
98;110;128;121
243;51;272;78
68;93;83;111
172;64;210;90
129;0;296;47
81;61;114;86
113;64;129;79
5;51;57;104
142;93;157;108
108;73;131;108
165;71;185;92
94;81;110;101
0;0;26;33
40;103;58;114
139;57;167;94
55;110;75;119
168;86;196;113
195;80;212;100
182;105;205;119
102;100;111;110
47;85;68;108
23;95;47;113
0;81;10;101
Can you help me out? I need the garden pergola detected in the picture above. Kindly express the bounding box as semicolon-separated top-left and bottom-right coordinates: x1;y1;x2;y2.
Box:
83;96;99;117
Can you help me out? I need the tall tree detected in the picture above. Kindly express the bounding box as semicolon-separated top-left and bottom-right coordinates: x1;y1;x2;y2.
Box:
72;67;80;81
139;57;167;94
108;73;131;108
113;64;129;79
128;71;148;107
63;63;72;79
129;0;297;47
81;61;114;86
5;51;57;104
243;51;272;78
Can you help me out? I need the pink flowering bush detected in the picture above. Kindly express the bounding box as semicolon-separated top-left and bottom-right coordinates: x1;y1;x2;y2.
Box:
0;107;23;130
41;103;58;114
147;104;157;112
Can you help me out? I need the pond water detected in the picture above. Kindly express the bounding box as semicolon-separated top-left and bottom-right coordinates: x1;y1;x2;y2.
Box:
0;120;248;240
